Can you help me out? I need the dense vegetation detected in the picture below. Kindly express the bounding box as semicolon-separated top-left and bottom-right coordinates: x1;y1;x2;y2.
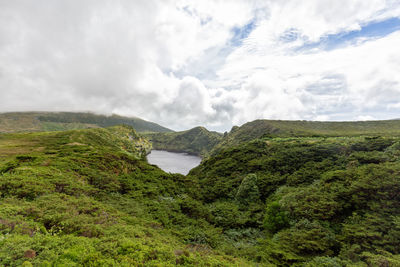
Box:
211;119;400;155
0;126;248;266
189;131;400;265
144;127;222;157
2;118;400;266
0;112;172;133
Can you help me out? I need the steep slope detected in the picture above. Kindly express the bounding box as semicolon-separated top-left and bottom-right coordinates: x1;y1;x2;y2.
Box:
211;119;400;155
0;112;172;133
189;135;400;265
0;126;249;266
144;126;223;157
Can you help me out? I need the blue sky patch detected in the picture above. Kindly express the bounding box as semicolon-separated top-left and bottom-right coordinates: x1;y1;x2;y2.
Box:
297;17;400;51
230;20;256;46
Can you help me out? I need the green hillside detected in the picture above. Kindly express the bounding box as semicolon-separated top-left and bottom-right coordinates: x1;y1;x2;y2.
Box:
0;112;172;133
189;134;400;266
3;118;400;266
144;126;222;157
0;126;249;266
211;119;400;155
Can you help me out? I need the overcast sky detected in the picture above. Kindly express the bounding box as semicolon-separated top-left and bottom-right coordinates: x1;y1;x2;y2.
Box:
1;0;400;131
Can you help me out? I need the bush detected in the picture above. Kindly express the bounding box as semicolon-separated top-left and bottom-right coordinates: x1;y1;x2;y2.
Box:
263;201;289;234
235;174;260;206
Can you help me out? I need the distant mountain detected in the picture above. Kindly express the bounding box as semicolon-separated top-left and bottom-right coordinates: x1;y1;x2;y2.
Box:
0;112;172;133
210;119;400;155
144;126;223;157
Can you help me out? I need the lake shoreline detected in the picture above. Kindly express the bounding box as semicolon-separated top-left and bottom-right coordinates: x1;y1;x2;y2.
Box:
147;149;202;175
149;148;202;158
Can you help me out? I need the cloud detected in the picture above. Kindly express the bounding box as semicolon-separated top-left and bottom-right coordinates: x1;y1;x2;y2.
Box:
215;28;400;124
0;0;399;131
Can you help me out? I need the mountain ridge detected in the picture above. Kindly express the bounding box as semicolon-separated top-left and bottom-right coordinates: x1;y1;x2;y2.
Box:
144;126;222;157
0;112;172;133
210;119;400;156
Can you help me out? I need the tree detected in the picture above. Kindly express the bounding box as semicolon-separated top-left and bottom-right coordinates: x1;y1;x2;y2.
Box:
264;201;290;234
235;174;260;206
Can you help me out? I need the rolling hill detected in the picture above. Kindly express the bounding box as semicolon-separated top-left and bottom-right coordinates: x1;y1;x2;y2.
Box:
0;112;172;133
210;119;400;155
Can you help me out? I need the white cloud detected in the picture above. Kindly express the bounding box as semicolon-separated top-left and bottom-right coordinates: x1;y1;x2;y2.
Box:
0;0;399;131
357;115;376;121
215;30;400;126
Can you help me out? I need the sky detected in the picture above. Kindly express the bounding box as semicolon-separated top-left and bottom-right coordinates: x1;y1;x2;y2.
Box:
1;0;400;131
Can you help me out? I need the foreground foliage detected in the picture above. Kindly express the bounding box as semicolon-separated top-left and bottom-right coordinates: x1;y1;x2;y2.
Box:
0;126;247;266
3;119;400;266
190;135;400;265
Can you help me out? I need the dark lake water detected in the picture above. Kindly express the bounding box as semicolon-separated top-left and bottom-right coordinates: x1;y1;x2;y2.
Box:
147;150;202;175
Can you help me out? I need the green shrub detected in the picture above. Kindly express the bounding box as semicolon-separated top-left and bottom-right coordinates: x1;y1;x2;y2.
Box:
263;201;290;234
235;174;260;206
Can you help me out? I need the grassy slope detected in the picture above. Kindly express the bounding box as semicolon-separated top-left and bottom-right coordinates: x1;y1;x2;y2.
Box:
0;112;172;133
144;127;223;157
0;126;249;266
211;119;400;155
